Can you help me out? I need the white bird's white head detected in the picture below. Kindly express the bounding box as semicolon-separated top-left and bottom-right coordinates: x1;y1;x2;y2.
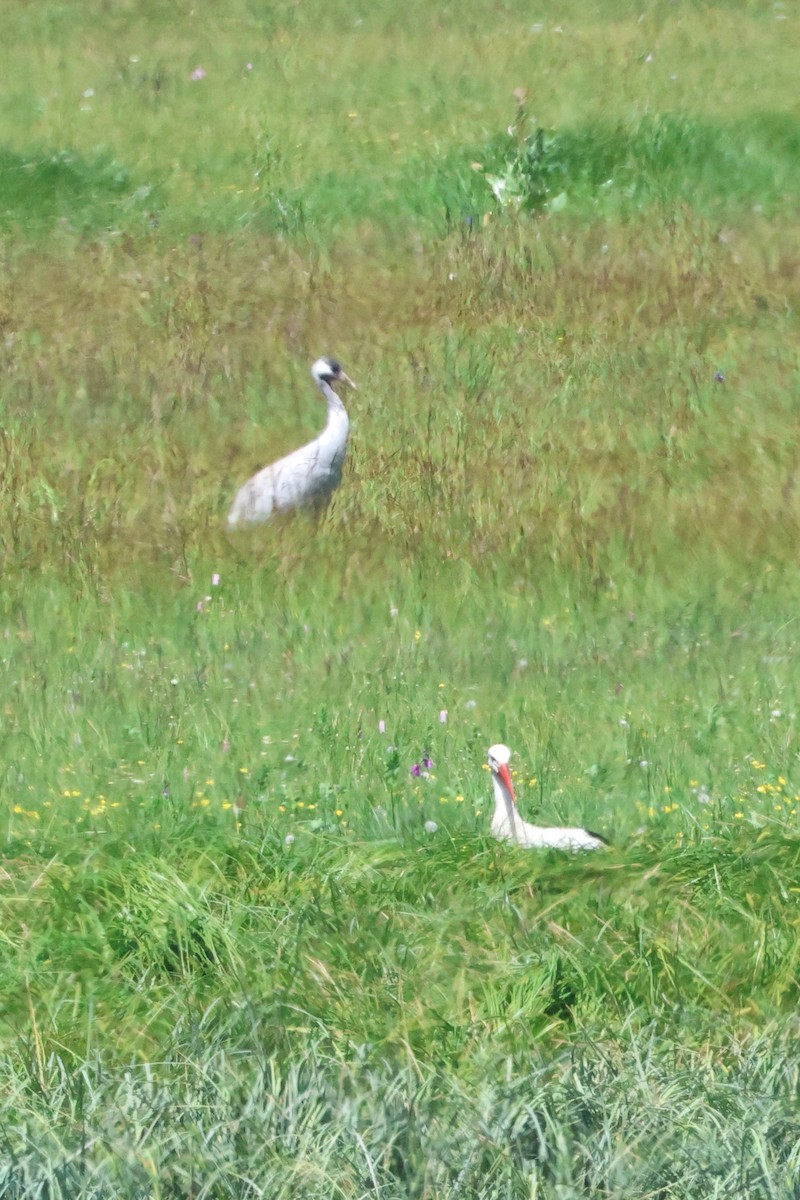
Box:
311;357;357;392
487;743;515;804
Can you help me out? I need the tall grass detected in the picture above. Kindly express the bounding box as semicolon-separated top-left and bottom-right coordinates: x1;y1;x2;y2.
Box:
0;0;799;1195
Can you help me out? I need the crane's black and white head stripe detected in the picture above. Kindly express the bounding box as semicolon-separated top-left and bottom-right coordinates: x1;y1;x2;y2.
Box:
311;356;355;388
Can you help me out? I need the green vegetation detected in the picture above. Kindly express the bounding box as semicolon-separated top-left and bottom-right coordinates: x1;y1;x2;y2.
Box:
0;0;799;1195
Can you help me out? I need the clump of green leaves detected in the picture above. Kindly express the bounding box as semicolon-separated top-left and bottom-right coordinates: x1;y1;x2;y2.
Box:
484;90;569;214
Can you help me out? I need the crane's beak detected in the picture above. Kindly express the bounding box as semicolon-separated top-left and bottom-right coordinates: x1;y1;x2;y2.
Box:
339;371;357;390
497;762;516;805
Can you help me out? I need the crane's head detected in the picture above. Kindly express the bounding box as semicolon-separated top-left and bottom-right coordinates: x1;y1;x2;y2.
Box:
311;357;357;390
487;743;516;804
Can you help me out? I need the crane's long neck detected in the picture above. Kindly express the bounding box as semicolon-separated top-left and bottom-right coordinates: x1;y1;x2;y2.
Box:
315;380;350;457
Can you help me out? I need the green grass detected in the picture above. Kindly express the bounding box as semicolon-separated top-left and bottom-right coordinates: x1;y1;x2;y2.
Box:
0;0;799;1195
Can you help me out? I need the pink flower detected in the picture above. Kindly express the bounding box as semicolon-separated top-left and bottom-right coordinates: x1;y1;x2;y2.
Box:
196;600;204;612
222;738;231;752
439;709;447;723
190;66;207;81
378;720;386;734
211;572;220;586
246;62;253;71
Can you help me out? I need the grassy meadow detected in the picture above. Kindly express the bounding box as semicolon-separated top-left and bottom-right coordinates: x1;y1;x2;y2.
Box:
1;0;800;1195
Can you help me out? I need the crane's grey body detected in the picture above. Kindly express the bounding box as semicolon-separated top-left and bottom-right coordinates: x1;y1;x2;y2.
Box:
227;357;355;528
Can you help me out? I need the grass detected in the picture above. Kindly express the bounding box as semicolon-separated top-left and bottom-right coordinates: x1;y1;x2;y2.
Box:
0;0;799;1195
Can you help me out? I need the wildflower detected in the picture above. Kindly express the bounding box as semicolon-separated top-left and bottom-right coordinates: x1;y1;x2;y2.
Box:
439;709;447;723
424;820;438;833
423;755;433;770
410;763;421;777
284;833;295;845
378;719;386;734
211;572;220;586
714;371;725;383
190;66;207;81
222;738;230;752
196;601;204;612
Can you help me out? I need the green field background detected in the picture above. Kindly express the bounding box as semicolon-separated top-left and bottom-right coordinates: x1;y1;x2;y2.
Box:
0;1;798;1195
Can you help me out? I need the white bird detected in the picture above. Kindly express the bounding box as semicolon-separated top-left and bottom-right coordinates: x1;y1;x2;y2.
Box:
227;356;356;527
487;743;608;851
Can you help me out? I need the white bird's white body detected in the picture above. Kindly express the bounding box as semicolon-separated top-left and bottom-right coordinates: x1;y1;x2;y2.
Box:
227;357;356;528
487;743;608;851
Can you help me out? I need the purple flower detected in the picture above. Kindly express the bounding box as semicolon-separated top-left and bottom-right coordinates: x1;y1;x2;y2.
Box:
378;720;386;734
190;66;207;81
211;572;220;586
410;763;421;777
196;600;204;612
714;371;725;383
439;709;447;723
422;755;434;770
